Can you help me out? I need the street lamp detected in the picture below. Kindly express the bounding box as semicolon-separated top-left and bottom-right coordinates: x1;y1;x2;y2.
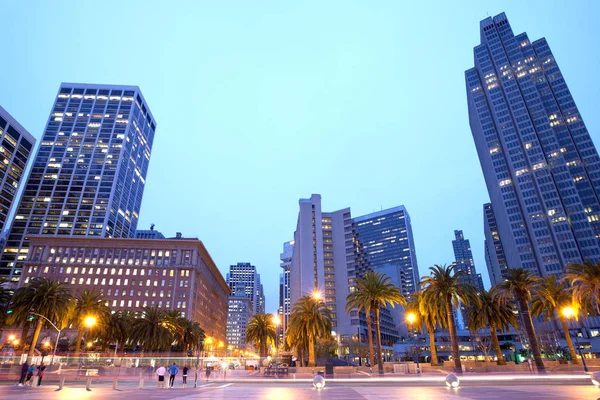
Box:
406;312;420;375
29;312;62;367
312;290;321;301
273;315;281;376
205;337;213;357
561;306;588;372
84;316;97;353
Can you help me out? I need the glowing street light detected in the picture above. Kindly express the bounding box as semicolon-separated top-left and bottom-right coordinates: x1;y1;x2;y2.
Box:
561;306;588;372
8;334;16;342
87;341;93;349
406;313;416;324
84;316;97;328
312;290;321;301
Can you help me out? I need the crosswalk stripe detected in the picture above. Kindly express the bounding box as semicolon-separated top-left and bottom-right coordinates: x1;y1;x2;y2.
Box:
218;383;233;388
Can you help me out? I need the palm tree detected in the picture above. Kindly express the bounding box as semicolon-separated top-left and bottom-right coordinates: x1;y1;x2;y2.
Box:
406;290;446;366
72;288;111;353
346;286;375;368
178;319;205;353
348;271;406;375
130;305;172;353
0;279;12;331
497;267;545;373
287;296;332;367
564;260;600;315
465;288;516;365
11;278;73;362
246;313;277;359
421;264;478;373
285;319;308;366
530;275;579;364
100;311;134;356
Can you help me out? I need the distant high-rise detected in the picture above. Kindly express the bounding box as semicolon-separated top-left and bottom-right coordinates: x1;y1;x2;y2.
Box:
226;262;264;315
0;106;36;235
226;284;253;350
135;225;165;240
452;230;484;291
0;83;156;281
279;240;293;335
483;203;509;286
466;13;600;277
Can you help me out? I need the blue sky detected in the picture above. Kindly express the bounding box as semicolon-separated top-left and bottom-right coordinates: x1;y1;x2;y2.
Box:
1;1;600;313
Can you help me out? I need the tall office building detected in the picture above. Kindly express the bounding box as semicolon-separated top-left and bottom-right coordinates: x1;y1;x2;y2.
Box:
0;106;36;235
452;230;484;291
483;203;509;286
0;83;156;281
289;194;355;341
226;284;253;350
226;262;265;315
466;13;600;278
279;240;293;335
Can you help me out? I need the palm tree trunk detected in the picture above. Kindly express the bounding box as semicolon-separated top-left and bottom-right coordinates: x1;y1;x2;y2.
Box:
21;322;30;349
559;316;579;364
518;296;545;373
308;337;316;367
75;328;84;354
374;307;384;375
27;319;44;363
428;327;439;366
489;324;505;365
446;296;462;373
365;310;375;368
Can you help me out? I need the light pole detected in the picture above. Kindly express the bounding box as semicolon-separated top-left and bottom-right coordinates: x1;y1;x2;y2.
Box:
562;307;588;372
29;312;61;367
273;315;281;376
406;312;420;376
83;316;97;353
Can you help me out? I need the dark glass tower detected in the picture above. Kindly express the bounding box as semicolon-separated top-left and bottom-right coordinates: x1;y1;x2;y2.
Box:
483;203;509;285
452;230;484;291
0;83;156;281
466;13;600;277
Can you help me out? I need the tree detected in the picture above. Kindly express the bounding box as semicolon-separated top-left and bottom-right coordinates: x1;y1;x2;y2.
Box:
177;319;205;353
465;288;516;365
421;264;478;373
72;288;110;353
564;260;600;315
99;310;134;356
246;313;277;359
348;271;406;375
406;290;446;366
130;305;172;352
346;285;375;368
286;296;332;367
497;267;545;373
11;278;73;362
0;279;12;331
530;275;579;364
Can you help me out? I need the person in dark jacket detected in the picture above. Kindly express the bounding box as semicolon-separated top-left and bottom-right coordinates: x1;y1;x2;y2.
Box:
36;363;46;386
18;361;29;386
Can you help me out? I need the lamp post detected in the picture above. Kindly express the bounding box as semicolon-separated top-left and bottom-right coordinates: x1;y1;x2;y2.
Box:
29;312;61;367
406;312;420;376
84;316;97;353
273;315;281;377
561;307;588;372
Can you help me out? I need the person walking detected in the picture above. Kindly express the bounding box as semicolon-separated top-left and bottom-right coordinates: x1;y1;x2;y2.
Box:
155;365;166;389
205;365;211;381
18;360;29;386
36;363;46;386
182;365;189;388
167;363;178;388
25;364;35;387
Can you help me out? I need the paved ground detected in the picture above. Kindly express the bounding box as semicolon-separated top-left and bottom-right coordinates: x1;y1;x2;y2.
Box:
0;381;598;399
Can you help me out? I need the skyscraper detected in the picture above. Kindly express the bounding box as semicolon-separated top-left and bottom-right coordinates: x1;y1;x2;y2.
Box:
0;106;36;235
226;284;253;350
0;83;156;281
466;13;600;277
279;240;293;336
452;230;484;291
483;203;509;286
226;262;264;315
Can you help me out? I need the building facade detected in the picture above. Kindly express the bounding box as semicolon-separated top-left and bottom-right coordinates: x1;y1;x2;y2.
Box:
226;262;265;315
21;235;229;344
135;225;165;239
483;203;509;286
466;13;600;277
1;83;157;282
0;106;36;236
452;230;485;291
226;284;253;350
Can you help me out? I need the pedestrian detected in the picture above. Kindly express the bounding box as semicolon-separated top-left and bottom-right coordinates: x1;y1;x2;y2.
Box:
18;360;29;386
36;362;46;386
167;362;178;388
205;365;211;381
182;365;189;388
25;364;35;387
155;364;166;389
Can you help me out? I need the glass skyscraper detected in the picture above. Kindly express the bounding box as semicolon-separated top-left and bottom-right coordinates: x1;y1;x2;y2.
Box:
483;203;509;286
0;106;36;235
466;13;600;277
0;83;156;281
451;229;484;291
226;262;265;315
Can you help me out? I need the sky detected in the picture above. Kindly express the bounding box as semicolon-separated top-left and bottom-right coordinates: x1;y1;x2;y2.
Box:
1;1;600;314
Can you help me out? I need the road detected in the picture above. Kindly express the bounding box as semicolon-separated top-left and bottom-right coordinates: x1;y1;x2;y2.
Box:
0;381;598;399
